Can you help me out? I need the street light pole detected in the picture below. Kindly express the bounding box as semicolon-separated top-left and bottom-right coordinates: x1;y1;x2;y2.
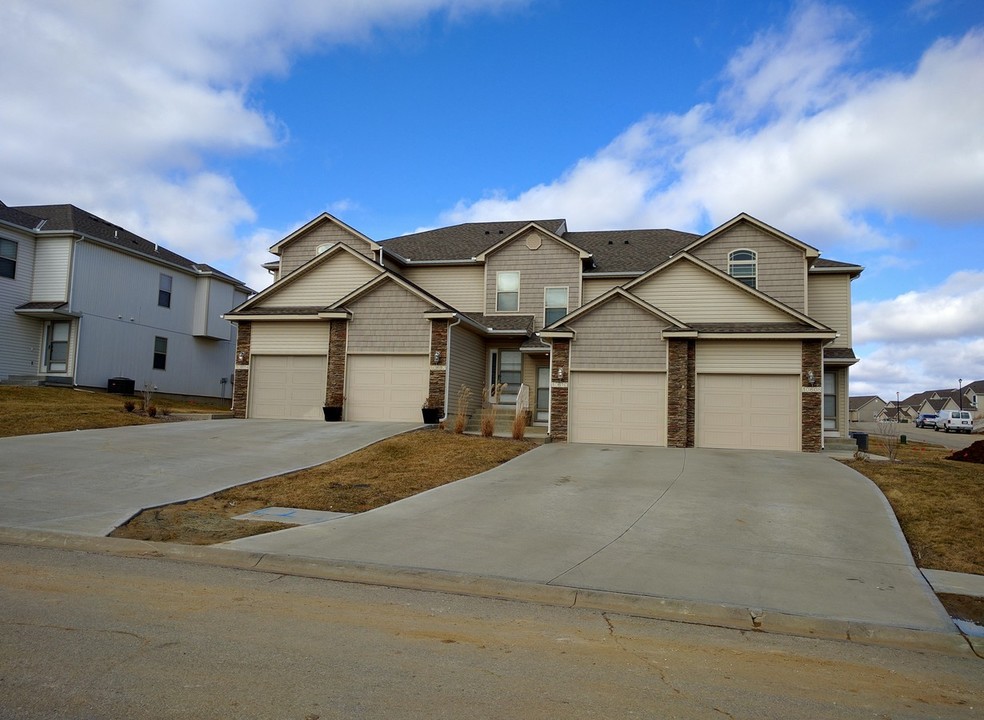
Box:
897;391;900;422
959;378;963;411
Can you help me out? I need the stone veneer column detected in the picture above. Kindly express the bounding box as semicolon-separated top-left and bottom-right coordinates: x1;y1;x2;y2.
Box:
549;339;570;442
428;319;449;409
231;321;251;419
325;319;348;408
666;339;695;448
801;340;823;452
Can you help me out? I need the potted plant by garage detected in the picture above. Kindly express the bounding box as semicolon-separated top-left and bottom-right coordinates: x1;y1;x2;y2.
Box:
323;393;344;422
421;395;444;425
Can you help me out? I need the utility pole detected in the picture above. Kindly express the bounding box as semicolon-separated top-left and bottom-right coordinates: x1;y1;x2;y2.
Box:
896;391;900;422
959;378;963;411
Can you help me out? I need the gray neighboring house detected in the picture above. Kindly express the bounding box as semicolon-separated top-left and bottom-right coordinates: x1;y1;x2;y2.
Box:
849;395;886;422
0;202;252;398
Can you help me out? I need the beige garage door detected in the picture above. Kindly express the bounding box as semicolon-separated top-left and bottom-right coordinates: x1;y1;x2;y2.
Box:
697;374;800;451
249;355;326;420
346;354;429;422
570;371;665;446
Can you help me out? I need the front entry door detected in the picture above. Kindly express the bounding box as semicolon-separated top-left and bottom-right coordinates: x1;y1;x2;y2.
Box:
535;366;549;423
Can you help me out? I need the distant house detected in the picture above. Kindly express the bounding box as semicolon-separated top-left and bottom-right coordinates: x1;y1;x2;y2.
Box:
876;402;917;423
849;395;886;422
960;380;984;411
0;202;252;398
226;211;863;452
916;397;959;417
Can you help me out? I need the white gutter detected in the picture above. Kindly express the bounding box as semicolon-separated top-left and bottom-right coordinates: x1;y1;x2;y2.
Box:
443;316;461;421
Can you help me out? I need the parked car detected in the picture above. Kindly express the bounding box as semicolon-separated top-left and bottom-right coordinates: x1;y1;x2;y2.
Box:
935;410;974;434
915;413;938;428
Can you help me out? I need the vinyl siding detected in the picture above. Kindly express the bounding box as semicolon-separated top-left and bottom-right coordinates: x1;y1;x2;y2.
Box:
263;252;381;308
691;223;807;311
251;321;330;354
279;221;375;278
403;265;483;311
447;324;486;417
0;230;40;379
569;296;668;371
582;277;625;304
696;340;801;374
808;274;851;346
484;231;581;328
631;261;791;323
347;281;431;353
30;237;72;302
192;277;238;339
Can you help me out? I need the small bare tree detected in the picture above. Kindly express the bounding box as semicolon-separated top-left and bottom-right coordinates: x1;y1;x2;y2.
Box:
876;419;901;461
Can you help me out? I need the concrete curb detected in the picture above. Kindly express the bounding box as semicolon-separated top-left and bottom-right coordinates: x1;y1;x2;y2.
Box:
0;527;975;658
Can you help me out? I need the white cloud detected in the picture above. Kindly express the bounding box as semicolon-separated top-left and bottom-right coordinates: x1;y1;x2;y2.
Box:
443;3;984;252
0;0;524;277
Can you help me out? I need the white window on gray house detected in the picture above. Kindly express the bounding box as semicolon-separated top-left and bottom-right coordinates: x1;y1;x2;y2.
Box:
44;321;70;373
153;336;168;370
544;287;569;326
158;273;172;308
0;238;16;279
496;271;520;312
824;371;837;431
728;249;757;289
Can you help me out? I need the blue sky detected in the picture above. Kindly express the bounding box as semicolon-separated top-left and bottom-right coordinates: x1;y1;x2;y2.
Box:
2;0;983;403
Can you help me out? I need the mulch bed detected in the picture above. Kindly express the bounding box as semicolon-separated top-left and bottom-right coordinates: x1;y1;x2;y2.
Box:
947;439;984;464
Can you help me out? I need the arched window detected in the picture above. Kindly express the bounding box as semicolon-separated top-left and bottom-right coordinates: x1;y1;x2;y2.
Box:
316;242;335;255
728;249;757;289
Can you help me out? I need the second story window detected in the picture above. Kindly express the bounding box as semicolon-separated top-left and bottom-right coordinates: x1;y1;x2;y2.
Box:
158;273;172;308
496;271;520;312
0;238;16;279
728;249;757;289
544;287;569;326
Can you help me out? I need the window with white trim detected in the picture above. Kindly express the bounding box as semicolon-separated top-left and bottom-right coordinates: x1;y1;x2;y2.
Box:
153;336;168;370
0;238;16;279
496;271;520;312
158;273;172;308
544;287;569;326
728;249;757;289
316;242;335;254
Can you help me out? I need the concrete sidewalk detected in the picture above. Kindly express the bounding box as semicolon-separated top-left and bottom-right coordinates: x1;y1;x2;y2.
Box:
225;444;960;646
0;420;418;535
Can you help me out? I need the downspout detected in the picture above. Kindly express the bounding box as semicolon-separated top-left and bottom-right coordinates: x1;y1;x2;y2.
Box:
69;236;82;387
444;315;461;421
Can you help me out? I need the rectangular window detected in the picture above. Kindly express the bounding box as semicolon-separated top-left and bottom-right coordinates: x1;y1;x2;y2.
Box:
153;336;168;370
823;371;837;431
158;273;172;308
45;321;70;373
544;287;569;326
0;238;16;279
496;271;519;312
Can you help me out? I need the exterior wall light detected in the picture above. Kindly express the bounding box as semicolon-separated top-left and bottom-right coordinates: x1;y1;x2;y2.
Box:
236;351;246;363
433;350;441;363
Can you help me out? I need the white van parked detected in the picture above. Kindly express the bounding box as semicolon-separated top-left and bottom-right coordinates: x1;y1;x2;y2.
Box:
935;410;974;434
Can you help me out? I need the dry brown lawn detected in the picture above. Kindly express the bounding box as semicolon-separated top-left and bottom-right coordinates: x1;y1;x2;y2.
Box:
112;430;538;545
0;386;229;438
842;437;984;575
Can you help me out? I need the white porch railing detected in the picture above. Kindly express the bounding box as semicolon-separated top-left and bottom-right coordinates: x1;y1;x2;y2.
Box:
516;383;530;417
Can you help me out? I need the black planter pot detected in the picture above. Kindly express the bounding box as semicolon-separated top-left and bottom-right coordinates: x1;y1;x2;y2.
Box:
421;407;443;424
323;406;343;422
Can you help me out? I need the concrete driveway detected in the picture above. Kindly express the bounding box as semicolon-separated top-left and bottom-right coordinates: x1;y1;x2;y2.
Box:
227;444;956;637
0;420;418;535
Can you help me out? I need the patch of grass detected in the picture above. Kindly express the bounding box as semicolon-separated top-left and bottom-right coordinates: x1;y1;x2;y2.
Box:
112;430;538;545
0;386;230;438
842;437;984;575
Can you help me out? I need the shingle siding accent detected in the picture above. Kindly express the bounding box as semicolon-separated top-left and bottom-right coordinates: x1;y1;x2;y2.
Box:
484;232;581;328
691;224;807;311
802;340;823;452
232;321;251;418
568;296;667;370
346;281;431;353
279;220;374;278
326;320;347;406
667;339;695;448
550;339;570;441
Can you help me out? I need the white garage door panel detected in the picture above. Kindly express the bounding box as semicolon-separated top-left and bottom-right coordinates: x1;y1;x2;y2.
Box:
570;372;665;446
249;355;326;420
697;374;800;451
347;354;429;422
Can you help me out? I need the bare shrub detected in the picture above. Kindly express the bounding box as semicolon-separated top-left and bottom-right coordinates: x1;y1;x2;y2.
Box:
453;385;472;434
146;405;158;418
123;399;136;413
480;383;506;438
876;420;901;461
511;410;527;440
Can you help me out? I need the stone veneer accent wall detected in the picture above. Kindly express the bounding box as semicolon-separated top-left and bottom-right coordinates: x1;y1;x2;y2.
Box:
802;340;823;453
231;321;251;419
325;319;348;407
428;319;449;409
666;339;695;448
549;339;570;441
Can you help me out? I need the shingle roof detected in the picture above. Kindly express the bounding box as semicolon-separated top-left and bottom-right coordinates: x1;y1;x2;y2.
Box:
459;313;535;333
15;301;67;310
380;220;566;262
230;305;323;316
685;322;824;333
849;395;884;411
10;204;248;289
0;202;47;230
825;347;858;360
566;229;699;274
